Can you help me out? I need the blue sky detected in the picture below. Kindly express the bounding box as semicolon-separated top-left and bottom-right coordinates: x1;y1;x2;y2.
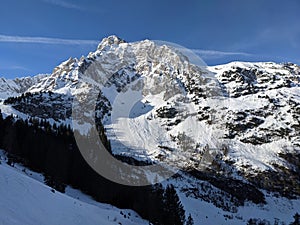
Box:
0;0;299;78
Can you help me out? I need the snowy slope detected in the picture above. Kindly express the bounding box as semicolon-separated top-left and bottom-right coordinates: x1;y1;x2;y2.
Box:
0;36;300;224
1;36;299;185
0;152;149;225
164;171;300;225
0;74;47;99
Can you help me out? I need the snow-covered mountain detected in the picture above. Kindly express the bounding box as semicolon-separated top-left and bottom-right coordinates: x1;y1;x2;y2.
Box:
0;35;299;224
0;151;149;225
0;74;47;99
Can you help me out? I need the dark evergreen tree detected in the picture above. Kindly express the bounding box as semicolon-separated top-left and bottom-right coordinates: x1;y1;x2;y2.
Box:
149;183;165;225
163;184;186;225
126;75;130;84
186;214;194;225
0;112;170;225
2;115;17;154
44;174;66;193
0;110;4;147
290;213;300;225
247;218;257;225
247;219;272;225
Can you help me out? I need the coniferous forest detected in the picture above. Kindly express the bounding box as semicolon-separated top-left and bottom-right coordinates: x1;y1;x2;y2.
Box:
0;110;186;225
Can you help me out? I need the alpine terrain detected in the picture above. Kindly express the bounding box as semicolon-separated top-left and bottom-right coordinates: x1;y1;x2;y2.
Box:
0;35;299;225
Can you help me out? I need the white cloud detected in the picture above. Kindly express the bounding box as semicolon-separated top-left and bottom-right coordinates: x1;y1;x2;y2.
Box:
0;65;32;73
9;66;31;71
192;49;252;59
41;0;82;10
0;34;98;45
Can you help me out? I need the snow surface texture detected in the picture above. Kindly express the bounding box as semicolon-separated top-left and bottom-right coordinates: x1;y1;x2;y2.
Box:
0;74;47;99
0;151;148;225
0;36;300;223
174;173;300;225
2;36;297;174
0;150;299;225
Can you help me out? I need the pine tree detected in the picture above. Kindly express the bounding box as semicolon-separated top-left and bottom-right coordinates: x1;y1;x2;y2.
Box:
150;183;165;225
163;184;186;225
126;75;130;84
247;218;257;225
290;213;300;225
0;109;3;147
186;214;194;225
274;218;279;225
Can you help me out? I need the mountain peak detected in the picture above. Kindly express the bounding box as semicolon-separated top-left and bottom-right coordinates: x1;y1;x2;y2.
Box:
97;35;126;50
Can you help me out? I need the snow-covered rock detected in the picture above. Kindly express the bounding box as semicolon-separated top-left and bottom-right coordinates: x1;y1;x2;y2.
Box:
0;152;149;225
1;36;299;224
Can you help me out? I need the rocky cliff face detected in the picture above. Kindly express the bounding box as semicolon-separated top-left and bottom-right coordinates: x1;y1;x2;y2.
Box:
1;36;299;224
0;74;47;99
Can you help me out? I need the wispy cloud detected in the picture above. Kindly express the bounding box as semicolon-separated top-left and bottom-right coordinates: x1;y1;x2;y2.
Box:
0;65;32;72
9;66;32;71
41;0;82;10
0;34;99;45
192;49;252;60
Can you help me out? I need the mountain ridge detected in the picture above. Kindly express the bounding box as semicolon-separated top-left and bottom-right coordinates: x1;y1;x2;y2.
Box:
0;36;299;224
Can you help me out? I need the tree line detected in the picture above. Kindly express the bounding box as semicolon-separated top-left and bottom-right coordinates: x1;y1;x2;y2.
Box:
0;110;188;225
